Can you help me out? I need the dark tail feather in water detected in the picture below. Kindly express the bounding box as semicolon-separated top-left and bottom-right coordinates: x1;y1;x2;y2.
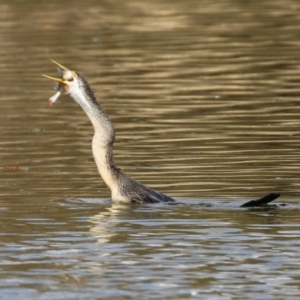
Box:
240;193;280;208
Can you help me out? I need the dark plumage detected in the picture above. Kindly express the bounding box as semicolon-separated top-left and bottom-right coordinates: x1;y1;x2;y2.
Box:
44;61;280;207
240;193;280;208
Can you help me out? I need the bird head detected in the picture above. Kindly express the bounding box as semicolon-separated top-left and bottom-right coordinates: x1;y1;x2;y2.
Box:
43;60;97;110
43;60;81;104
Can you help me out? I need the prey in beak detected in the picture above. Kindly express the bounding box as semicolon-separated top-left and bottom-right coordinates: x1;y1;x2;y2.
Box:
43;60;77;105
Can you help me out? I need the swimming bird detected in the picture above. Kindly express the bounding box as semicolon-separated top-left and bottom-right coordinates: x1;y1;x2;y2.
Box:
43;60;280;207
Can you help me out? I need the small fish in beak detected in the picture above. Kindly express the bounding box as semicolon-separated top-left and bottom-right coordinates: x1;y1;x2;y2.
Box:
43;60;76;105
48;83;64;106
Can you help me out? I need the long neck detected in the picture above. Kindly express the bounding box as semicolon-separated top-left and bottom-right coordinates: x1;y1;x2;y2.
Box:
69;81;119;191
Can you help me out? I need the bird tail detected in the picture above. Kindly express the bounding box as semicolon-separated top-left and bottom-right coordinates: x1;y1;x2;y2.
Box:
240;193;280;208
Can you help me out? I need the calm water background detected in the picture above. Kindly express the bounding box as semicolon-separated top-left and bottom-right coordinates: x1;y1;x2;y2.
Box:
0;0;300;299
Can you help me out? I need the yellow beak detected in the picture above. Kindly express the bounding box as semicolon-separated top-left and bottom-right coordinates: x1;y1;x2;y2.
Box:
42;59;72;83
42;74;66;84
49;59;70;71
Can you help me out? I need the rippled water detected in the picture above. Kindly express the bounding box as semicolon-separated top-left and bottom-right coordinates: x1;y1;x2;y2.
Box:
1;0;300;299
1;199;300;299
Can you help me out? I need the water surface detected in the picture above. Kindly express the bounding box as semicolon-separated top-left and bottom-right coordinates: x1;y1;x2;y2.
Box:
0;0;300;299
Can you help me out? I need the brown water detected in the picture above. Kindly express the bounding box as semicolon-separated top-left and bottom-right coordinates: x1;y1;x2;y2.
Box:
0;0;300;299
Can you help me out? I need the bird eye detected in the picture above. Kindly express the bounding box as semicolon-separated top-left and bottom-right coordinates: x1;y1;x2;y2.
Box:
62;70;75;81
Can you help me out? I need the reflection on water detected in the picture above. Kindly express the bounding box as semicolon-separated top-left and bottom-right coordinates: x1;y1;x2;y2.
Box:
0;0;300;299
1;199;300;299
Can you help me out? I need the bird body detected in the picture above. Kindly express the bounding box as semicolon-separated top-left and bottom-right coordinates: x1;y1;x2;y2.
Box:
43;61;279;206
44;65;174;203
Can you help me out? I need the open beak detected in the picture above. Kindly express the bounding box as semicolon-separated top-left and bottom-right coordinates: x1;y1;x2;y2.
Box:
42;74;65;84
42;59;71;84
43;60;72;105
